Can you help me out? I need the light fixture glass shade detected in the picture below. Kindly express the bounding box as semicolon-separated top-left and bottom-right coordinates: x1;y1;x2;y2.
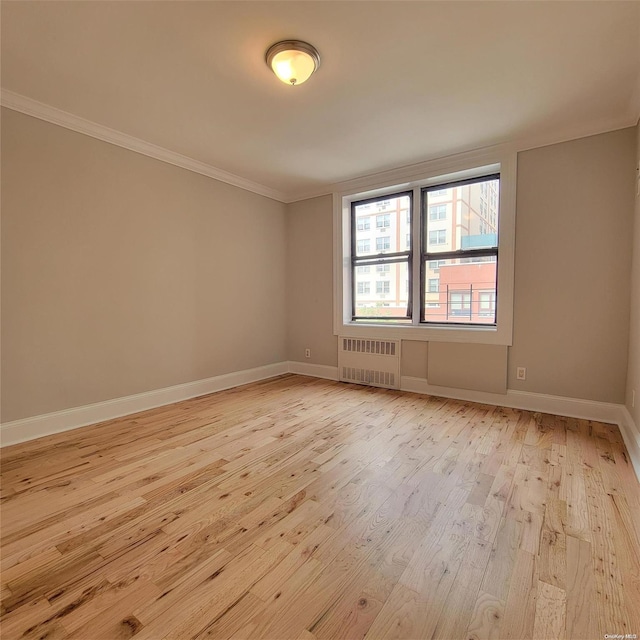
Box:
266;40;320;86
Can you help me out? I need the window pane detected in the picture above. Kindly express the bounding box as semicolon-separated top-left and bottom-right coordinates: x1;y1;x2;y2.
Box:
424;177;499;254
353;193;411;257
423;257;497;324
354;261;410;320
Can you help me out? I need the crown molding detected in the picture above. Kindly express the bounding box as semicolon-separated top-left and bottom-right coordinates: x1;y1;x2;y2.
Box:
2;89;636;206
0;90;288;203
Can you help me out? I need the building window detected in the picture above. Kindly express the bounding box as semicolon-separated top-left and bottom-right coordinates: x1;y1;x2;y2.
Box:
357;217;370;231
428;229;447;245
376;281;390;294
357;265;370;273
357;282;370;294
357;239;370;253
337;150;516;344
376;214;390;228
478;290;496;317
429;204;447;220
449;291;472;316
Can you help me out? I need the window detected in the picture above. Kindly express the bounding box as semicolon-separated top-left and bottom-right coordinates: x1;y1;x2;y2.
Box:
429;204;447;220
422;175;499;325
428;229;446;245
376;214;390;228
376;236;390;251
478;290;496;317
357;217;370;231
357;282;370;294
336;149;516;344
448;290;471;317
351;192;412;321
357;265;370;273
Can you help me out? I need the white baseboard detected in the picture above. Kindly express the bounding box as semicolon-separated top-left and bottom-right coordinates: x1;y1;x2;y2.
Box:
3;363;638;484
0;362;288;448
287;361;339;380
400;376;622;423
618;406;640;482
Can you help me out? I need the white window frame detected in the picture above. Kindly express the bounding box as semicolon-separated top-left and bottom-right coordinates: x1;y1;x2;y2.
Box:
333;147;517;345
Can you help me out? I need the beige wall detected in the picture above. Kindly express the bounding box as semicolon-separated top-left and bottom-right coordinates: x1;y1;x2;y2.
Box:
400;340;428;379
286;195;338;366
287;128;636;404
626;120;640;425
1;109;287;422
510;128;635;402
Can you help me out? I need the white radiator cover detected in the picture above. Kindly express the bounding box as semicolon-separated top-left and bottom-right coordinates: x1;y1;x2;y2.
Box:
338;337;401;389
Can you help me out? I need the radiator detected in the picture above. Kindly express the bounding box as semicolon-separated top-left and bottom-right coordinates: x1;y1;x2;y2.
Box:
338;337;401;389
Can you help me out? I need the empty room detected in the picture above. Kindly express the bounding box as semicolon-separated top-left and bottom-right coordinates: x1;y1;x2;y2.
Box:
1;1;639;639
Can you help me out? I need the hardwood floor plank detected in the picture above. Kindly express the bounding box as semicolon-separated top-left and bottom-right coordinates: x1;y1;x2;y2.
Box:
464;589;505;640
499;549;538;640
566;534;595;640
532;580;566;640
431;536;492;640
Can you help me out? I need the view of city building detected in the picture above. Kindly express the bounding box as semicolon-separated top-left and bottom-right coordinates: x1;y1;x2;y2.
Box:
352;177;499;324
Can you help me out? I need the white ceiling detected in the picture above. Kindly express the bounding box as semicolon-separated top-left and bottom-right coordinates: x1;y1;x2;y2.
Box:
2;1;639;202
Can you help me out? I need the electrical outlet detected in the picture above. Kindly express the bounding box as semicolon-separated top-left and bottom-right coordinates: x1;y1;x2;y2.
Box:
305;348;311;359
516;367;526;381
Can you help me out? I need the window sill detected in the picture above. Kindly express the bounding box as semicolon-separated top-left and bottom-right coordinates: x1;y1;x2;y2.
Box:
335;320;512;346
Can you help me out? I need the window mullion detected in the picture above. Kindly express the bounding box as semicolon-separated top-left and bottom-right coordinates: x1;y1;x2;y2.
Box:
412;185;421;325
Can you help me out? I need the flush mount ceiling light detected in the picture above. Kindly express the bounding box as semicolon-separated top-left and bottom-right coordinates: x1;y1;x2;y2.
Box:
265;40;320;86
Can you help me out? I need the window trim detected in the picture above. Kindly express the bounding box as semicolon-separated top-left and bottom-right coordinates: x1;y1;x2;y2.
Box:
333;147;517;345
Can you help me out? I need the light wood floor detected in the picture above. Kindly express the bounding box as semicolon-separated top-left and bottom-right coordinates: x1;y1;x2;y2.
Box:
1;375;639;640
